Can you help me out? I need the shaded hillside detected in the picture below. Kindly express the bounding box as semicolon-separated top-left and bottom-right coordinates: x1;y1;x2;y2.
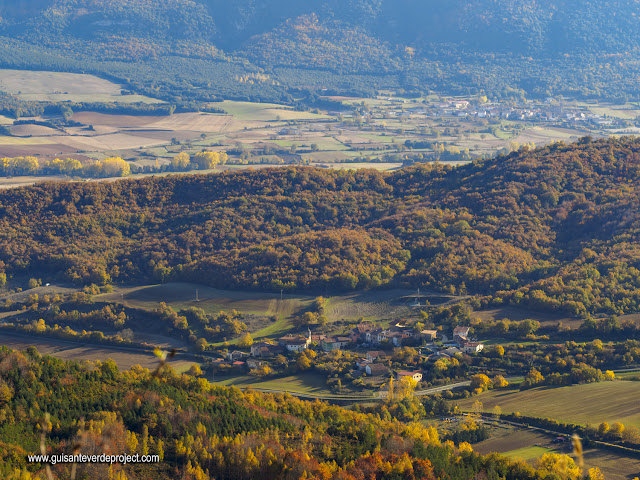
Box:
0;1;640;100
5;138;640;315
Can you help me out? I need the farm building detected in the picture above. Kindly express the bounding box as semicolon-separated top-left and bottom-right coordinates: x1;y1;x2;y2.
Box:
365;364;390;377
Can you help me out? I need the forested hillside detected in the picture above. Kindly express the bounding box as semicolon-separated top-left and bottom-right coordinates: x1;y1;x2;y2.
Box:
0;347;587;479
0;0;640;101
4;137;640;316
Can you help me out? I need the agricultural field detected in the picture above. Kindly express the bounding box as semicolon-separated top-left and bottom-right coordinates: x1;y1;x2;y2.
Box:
0;69;162;103
470;306;582;328
456;382;640;429
473;426;640;480
1;68;637;182
212;373;339;398
0;332;197;372
97;282;443;343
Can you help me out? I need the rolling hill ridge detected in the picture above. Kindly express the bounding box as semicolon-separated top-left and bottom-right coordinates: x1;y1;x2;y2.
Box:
2;137;640;316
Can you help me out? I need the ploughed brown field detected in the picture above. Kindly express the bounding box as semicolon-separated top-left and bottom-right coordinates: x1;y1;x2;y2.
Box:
0;112;253;157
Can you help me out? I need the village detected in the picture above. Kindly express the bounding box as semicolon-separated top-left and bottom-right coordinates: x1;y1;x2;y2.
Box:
210;320;486;394
354;94;634;130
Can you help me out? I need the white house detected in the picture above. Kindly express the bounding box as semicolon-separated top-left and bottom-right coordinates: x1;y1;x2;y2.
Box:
279;332;311;352
461;342;484;354
396;371;423;383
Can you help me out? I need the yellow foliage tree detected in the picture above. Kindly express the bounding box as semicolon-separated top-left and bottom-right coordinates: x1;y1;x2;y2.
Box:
611;421;625;437
100;157;131;177
394;376;418;401
192;151;228;169
470;373;492;392
535;453;580;480
238;333;254;348
172;152;191;170
598;422;609;435
492;374;509;388
586;467;604;480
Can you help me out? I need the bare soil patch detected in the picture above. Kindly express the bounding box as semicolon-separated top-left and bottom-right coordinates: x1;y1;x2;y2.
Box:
10;124;61;137
0;144;77;156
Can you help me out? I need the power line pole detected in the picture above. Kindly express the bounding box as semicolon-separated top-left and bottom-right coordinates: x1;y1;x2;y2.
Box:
196;289;199;302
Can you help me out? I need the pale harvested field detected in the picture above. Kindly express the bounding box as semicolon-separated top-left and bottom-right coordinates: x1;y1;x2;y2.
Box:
65;125;119;136
0;69;161;103
220;100;326;121
148;113;252;132
473;428;552;456
515;127;583;146
126;130;198;141
50;133;167;151
590;106;640;120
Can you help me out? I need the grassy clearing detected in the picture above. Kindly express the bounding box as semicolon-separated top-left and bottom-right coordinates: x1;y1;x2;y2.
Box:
249;315;292;340
471;305;580;327
455;381;640;428
502;446;553;461
105;283;426;324
213;373;334;396
615;370;640;380
102;283;312;319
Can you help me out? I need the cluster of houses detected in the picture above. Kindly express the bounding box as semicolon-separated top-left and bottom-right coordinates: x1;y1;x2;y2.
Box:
424;326;483;360
338;94;626;131
400;98;625;128
352;350;423;382
215;323;484;381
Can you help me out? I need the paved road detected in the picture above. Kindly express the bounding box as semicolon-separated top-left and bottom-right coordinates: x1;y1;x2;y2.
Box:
414;381;471;396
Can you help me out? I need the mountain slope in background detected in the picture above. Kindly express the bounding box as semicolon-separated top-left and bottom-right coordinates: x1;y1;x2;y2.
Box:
0;1;639;105
3;0;638;55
